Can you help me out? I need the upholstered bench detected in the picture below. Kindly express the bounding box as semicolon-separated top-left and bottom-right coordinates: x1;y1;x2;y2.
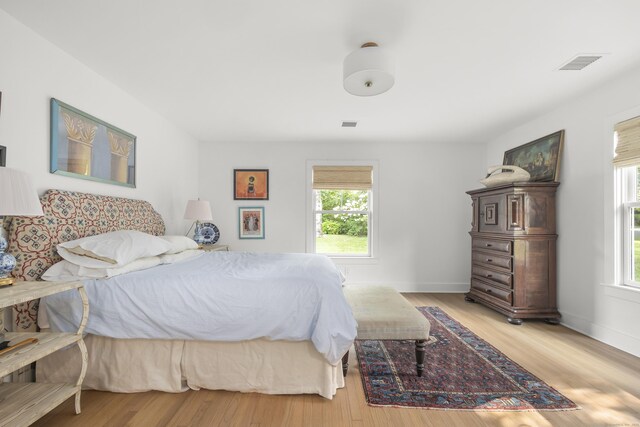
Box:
342;285;431;376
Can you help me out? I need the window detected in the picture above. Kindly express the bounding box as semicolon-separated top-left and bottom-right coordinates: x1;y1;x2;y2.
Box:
307;164;375;258
614;115;640;288
313;189;370;256
620;165;640;287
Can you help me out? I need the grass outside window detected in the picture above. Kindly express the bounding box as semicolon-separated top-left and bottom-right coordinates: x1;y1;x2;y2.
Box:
315;235;367;255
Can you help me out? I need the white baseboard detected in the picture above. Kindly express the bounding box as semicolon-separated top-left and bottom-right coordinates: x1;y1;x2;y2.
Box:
342;281;470;293
560;311;640;357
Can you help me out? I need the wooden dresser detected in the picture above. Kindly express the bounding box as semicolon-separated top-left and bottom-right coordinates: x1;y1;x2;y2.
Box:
465;182;560;324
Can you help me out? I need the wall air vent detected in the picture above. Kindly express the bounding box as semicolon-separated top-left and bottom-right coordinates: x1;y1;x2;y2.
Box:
558;55;603;71
342;121;358;127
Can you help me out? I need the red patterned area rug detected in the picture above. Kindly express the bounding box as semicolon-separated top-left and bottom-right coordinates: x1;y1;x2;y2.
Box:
354;307;578;411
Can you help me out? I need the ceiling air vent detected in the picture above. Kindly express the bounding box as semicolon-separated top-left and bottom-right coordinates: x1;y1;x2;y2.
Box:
558;55;603;71
342;121;358;128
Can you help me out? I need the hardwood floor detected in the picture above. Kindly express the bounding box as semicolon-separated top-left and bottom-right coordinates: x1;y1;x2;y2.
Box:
33;293;640;427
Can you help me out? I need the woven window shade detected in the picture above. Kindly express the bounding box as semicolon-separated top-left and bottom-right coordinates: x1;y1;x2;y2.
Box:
312;166;373;190
614;116;640;167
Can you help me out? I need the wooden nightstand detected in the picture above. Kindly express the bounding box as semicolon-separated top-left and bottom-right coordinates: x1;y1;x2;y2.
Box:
0;280;88;426
199;244;229;252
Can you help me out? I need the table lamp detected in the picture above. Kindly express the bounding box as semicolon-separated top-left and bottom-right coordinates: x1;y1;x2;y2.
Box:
184;199;213;244
0;167;44;285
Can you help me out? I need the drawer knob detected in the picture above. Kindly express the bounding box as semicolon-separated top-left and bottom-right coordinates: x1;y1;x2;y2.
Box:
486;289;492;293
487;259;493;262
487;274;493;278
486;243;493;247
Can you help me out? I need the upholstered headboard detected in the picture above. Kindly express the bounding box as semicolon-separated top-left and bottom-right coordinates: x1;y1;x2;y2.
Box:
4;189;165;330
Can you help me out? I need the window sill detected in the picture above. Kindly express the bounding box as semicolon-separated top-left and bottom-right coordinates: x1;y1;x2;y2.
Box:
329;256;379;265
602;283;640;304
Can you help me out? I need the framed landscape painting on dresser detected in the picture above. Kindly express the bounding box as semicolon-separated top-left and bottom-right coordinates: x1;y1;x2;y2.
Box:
503;130;564;182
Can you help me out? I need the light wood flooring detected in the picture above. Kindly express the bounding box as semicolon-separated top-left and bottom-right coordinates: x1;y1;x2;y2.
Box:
33;293;640;427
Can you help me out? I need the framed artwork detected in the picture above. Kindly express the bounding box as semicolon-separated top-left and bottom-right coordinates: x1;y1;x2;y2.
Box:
1;95;5;166
503;130;564;182
50;98;136;187
239;207;265;239
234;169;269;200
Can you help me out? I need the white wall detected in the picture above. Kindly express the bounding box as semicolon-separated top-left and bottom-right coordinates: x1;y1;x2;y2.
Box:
0;10;199;233
485;64;640;357
199;140;485;292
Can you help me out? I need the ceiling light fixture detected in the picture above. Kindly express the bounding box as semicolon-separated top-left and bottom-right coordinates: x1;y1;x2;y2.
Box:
343;42;394;96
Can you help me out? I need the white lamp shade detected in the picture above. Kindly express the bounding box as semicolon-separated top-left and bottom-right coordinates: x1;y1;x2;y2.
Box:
0;167;43;216
184;199;213;221
344;44;395;96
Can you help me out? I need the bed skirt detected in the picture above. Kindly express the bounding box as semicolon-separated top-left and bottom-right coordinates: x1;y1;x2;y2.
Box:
36;333;345;399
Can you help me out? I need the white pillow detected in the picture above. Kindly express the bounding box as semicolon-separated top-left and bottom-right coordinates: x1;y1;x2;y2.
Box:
42;256;163;282
159;235;200;254
159;249;203;265
57;230;172;268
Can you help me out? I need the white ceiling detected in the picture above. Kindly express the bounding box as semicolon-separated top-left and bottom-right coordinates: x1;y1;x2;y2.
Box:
2;0;640;145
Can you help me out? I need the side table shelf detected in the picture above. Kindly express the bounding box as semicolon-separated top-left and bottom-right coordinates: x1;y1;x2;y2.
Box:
0;383;79;427
0;281;89;427
199;244;229;252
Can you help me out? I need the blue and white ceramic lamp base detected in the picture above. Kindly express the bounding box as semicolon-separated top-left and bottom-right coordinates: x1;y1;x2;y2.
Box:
0;236;16;285
193;222;220;246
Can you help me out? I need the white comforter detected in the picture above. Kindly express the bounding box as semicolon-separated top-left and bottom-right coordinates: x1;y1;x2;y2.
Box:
43;252;357;365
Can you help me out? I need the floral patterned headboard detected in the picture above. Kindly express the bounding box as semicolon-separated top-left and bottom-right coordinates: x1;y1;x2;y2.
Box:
4;189;165;331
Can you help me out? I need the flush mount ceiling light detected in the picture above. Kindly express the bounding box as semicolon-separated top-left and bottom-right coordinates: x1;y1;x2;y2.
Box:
343;42;394;96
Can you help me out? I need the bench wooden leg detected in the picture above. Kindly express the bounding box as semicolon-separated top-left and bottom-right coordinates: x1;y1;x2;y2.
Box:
415;340;426;377
342;351;349;377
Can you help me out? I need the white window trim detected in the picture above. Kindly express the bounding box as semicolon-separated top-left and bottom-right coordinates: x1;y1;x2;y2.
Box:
622;199;640;287
619;162;637;287
604;105;640;302
306;160;379;264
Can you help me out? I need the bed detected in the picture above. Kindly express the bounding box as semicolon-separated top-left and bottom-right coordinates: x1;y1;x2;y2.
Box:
5;189;355;399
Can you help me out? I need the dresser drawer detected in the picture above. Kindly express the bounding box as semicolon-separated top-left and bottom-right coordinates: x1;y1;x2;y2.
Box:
472;238;512;254
472;265;512;287
472;251;512;271
471;279;512;304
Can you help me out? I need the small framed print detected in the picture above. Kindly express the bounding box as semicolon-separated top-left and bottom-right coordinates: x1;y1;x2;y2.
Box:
234;169;269;200
239;207;265;239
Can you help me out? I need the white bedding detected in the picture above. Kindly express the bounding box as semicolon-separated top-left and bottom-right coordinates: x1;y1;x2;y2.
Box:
37;335;344;398
42;252;357;365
